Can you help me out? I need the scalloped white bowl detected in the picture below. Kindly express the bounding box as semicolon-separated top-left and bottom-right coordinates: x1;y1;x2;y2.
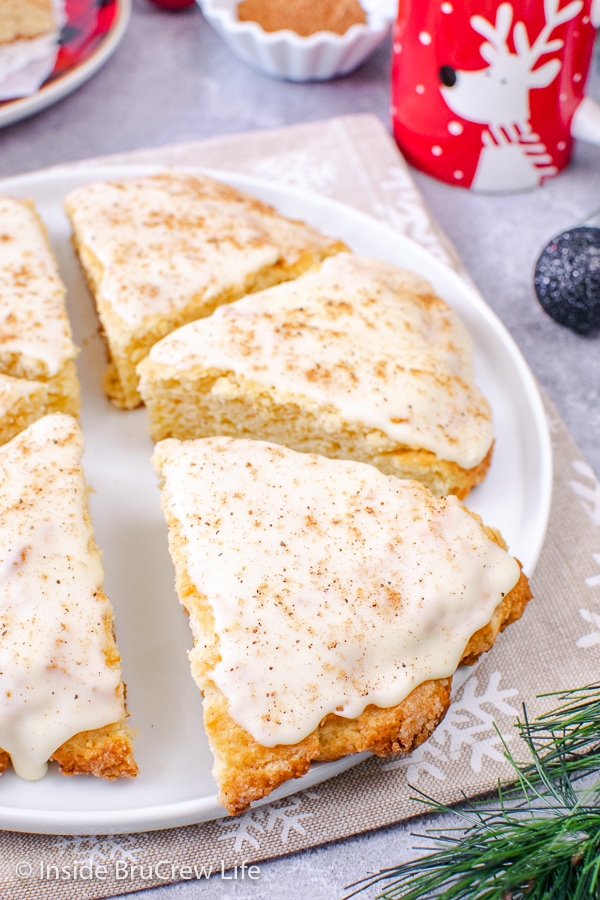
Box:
197;0;396;82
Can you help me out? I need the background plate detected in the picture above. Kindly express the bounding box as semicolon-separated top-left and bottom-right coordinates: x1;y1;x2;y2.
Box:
0;0;130;129
0;165;552;834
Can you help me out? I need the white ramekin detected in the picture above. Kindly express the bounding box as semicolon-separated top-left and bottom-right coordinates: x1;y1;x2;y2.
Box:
197;0;396;82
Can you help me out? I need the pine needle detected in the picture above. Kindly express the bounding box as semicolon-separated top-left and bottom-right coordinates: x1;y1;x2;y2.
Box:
344;683;600;900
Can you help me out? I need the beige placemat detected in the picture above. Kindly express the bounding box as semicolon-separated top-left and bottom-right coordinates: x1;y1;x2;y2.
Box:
1;114;599;900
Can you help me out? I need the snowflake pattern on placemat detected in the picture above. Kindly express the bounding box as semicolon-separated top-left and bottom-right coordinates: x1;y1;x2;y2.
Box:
570;461;600;527
570;461;600;649
380;671;520;783
217;794;318;853
373;167;451;259
246;152;341;196
51;834;143;867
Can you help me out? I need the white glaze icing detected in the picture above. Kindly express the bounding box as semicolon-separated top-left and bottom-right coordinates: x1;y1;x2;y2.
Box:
0;197;76;379
154;436;519;747
64;172;338;327
0;414;124;780
147;254;493;469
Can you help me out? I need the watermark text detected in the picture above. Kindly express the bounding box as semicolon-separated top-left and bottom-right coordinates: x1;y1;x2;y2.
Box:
15;859;260;883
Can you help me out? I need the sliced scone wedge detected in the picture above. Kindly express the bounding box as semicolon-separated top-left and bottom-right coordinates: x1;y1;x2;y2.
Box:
64;170;347;410
139;253;493;499
0;413;138;782
152;436;531;815
0;197;80;418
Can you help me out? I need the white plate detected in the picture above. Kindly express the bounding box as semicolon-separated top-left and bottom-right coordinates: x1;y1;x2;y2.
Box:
0;0;130;129
0;165;552;834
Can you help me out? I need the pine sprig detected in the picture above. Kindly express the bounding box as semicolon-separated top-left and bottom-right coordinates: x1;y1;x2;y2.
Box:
344;684;600;900
520;684;600;782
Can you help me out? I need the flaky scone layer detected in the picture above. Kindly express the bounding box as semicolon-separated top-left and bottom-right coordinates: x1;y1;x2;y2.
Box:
0;373;47;446
141;368;492;499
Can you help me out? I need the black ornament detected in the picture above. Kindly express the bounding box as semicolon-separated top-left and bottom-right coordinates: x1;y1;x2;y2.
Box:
533;226;600;335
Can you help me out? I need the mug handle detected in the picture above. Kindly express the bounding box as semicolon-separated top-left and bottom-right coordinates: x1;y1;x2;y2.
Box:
571;96;600;144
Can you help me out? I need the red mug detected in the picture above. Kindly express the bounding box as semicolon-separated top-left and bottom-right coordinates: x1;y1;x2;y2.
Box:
391;0;600;191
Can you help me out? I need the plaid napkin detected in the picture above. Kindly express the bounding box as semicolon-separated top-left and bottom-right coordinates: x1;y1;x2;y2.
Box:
1;114;599;900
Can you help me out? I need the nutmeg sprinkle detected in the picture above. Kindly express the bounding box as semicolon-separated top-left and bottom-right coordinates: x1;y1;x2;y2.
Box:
154;436;520;747
0;414;124;780
0;198;76;380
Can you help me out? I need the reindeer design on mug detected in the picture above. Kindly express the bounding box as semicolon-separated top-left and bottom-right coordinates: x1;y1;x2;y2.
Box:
440;0;583;191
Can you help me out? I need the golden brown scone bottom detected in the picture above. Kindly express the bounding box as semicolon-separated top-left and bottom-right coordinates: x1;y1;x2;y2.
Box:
0;722;138;781
204;564;531;816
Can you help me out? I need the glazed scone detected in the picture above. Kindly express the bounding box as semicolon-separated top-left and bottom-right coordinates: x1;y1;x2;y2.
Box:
0;197;80;417
152;436;531;815
140;253;493;499
0;0;55;44
0;373;47;446
63;170;347;410
0;413;138;782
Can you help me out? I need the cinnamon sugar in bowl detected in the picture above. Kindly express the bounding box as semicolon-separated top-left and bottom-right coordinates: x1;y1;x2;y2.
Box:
196;0;395;82
237;0;367;37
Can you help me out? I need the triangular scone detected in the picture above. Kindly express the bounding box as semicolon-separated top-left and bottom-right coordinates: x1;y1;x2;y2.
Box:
152;436;531;815
0;197;80;418
0;372;47;446
0;414;138;782
140;253;493;499
64;171;348;410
